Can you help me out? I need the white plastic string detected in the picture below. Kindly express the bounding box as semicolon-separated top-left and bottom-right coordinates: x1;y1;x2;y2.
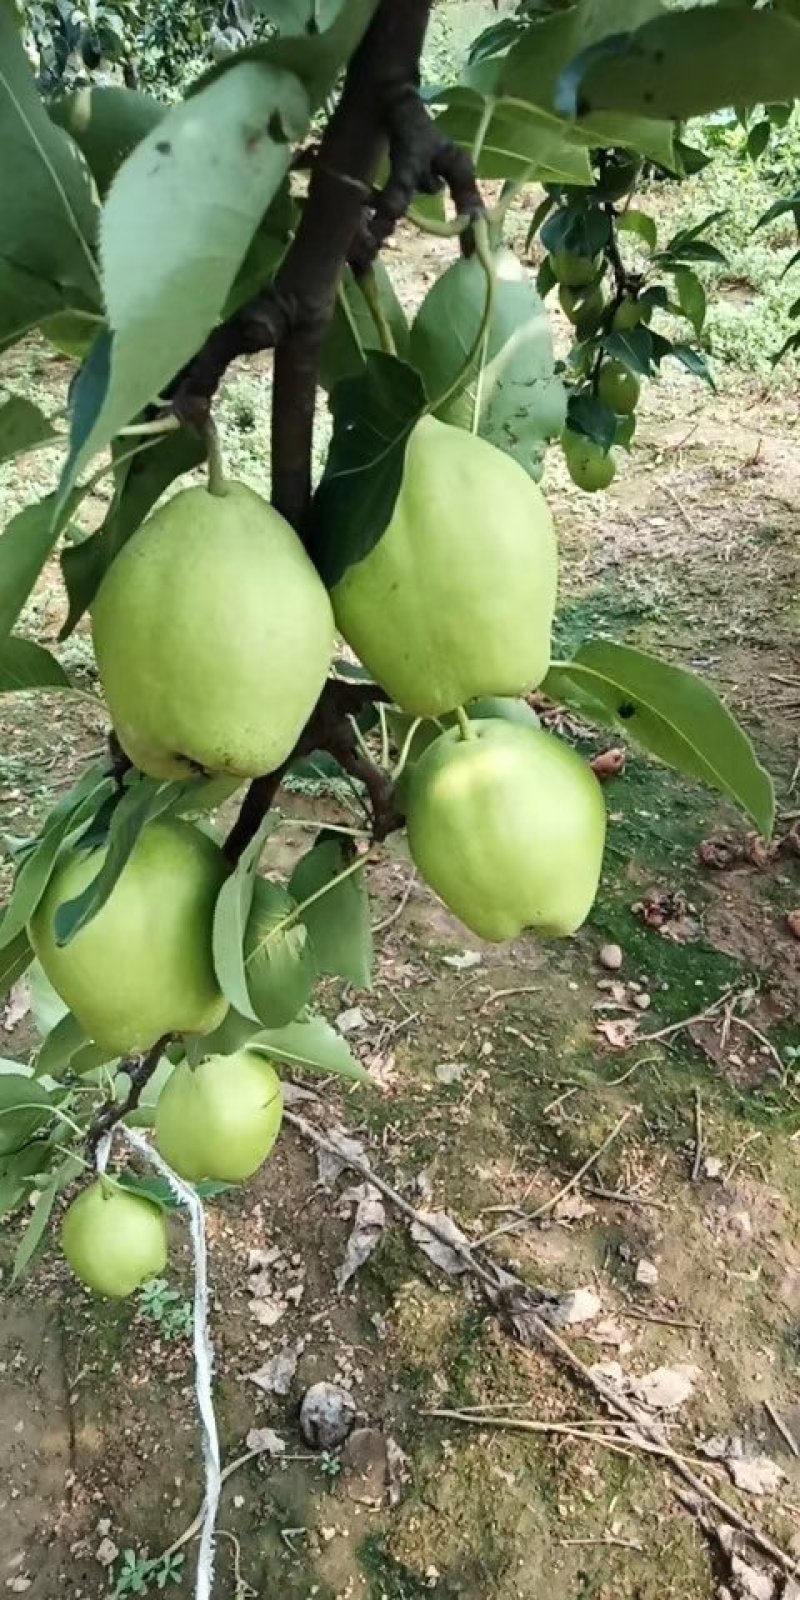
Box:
95;1126;221;1600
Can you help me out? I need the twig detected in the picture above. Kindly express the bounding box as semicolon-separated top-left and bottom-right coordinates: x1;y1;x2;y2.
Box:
607;1052;662;1087
285;1110;800;1583
560;1536;644;1552
86;1036;170;1155
161;1449;314;1561
764;1400;800;1460
640;987;736;1045
625;1308;702;1332
723;1131;763;1184
476;1108;635;1246
691;1087;704;1182
728;1015;786;1080
371;870;417;934
478;984;541;1015
584;1185;668;1212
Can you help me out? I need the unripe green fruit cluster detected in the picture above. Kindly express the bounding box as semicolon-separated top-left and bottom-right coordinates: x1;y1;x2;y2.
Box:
47;416;610;1297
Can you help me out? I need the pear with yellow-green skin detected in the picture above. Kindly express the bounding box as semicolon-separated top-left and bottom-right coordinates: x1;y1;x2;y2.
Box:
91;482;335;780
331;417;558;718
154;1050;284;1182
61;1180;168;1297
29;820;228;1054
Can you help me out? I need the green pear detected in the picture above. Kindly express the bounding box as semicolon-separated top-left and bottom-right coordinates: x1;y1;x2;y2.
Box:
92;482;335;780
597;360;641;416
550;251;602;288
562;433;617;492
406;721;606;941
29;820;228;1053
332;417;557;717
154;1050;283;1182
61;1180;168;1297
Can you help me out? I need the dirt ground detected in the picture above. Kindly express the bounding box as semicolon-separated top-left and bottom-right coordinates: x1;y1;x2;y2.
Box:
1;215;800;1600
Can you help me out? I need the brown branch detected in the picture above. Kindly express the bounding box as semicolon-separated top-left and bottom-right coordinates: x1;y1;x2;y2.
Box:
86;1036;170;1157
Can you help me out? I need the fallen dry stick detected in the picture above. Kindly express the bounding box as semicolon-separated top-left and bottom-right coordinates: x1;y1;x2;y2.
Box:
477;1107;636;1246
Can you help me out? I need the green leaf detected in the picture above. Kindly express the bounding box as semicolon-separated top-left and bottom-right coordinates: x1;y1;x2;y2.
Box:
0;0;100;350
289;838;373;988
669;343;715;389
435;88;594;185
308;353;427;587
500;0;677;169
672;266;706;337
196;0;381;106
0;489;82;642
34;1013;88;1079
562;9;800;123
211;822;274;1023
409;246;566;479
28;961;68;1038
48;85;166;198
0;1075;54;1156
0;396;57;465
252;1016;369;1084
243;878;317;1029
0;928;32;1003
566;392;618;452
61;62;310;492
0;767;114;951
0;1142;55;1221
222;181;297;318
0;638;70;694
544;640;774;835
117;1172;231;1208
602;326;653;377
54;777;185;945
60;426;206;635
320;262;411;393
616;209;657;251
12;1161;80;1283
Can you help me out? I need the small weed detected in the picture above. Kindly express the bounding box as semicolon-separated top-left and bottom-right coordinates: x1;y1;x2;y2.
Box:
111;1549;184;1597
137;1278;193;1341
318;1450;343;1485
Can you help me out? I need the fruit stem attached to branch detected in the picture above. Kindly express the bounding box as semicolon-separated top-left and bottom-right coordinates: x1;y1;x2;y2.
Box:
86;1035;172;1156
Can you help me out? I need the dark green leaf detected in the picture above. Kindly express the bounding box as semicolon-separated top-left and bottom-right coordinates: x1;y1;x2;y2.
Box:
0;1142;55;1221
541;203;611;260
0;1074;54;1156
409;246;565;478
755;191;800;231
60;426;206;635
320;262;410;393
0;488;82;641
544;640;774;835
0;928;32;1002
0;396;57;466
289;838;373;988
251;1016;369;1083
308;353;427;587
602;325;653;377
60;62;310;493
48;86;166;198
672;266;706;337
54;778;184;945
669;344;716;389
117;1172;232;1209
12;1175;58;1282
0;767;114;951
0;2;100;351
747;119;771;161
435;88;593;184
566;392;618;451
616;209;657;251
0;638;70;694
563;9;800;123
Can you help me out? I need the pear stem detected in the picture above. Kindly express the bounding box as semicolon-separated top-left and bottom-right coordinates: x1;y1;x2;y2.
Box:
205;418;230;497
454;706;473;741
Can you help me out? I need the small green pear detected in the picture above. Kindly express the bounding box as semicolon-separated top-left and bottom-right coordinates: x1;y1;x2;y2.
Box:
154;1050;283;1182
29;820;227;1053
92;482;335;780
61;1180;168;1297
563;433;617;492
597;360;641;416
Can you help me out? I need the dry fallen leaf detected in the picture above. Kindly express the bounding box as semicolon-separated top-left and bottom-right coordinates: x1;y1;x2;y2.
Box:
595;1016;640;1050
410;1211;471;1275
728;1455;785;1497
441;950;483;971
247;1347;298;1397
245;1427;286;1457
553;1193;596;1223
2;980;30;1033
549;1287;602;1327
633;1364;699;1412
316;1125;368;1188
336;1184;386;1290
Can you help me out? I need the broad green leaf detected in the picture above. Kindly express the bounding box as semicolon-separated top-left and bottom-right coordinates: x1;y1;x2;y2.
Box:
0;489;82;642
0;638;71;694
196;0;381;105
616;210;658;251
308;353;427;586
0;928;32;1002
602;326;654;378
252;1016;369;1084
562;9;800;123
61;426;206;635
211;820;274;1023
289;838;373;988
0;396;57;465
117;1172;231;1208
243;878;317;1029
0;767;114;950
48;85;166;198
669;343;715;389
0;1075;54;1156
672;266;706;337
28;962;69;1038
54;777;185;945
0;1142;56;1221
409;246;566;479
34;1013;88;1079
320;262;411;393
500;0;677;169
0;0;100;350
566;392;618;452
61;62;310;491
435;89;593;185
544;640;774;836
11;1157;81;1282
185;1006;258;1064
